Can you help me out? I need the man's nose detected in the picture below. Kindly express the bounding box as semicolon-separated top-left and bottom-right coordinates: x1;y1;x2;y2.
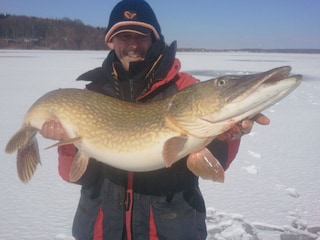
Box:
128;36;140;46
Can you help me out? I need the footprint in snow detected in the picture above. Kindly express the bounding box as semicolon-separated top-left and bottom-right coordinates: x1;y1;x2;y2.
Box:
285;188;300;198
242;165;259;175
247;150;262;159
275;185;300;198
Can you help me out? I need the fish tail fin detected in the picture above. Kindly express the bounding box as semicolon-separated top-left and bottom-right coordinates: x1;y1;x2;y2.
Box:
17;137;41;183
187;148;225;183
5;125;37;154
5;125;40;183
69;151;89;182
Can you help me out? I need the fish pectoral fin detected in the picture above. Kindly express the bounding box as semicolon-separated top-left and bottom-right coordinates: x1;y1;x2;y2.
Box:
44;136;82;150
162;136;188;168
167;114;221;138
17;137;41;184
69;151;89;182
186;148;225;183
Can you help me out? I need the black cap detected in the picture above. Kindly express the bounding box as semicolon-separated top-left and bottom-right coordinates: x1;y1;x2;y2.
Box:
105;0;163;43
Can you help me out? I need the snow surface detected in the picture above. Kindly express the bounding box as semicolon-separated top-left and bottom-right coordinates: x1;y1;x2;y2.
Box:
0;50;319;240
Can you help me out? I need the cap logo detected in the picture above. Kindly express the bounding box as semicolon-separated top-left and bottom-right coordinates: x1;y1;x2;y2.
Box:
124;11;137;20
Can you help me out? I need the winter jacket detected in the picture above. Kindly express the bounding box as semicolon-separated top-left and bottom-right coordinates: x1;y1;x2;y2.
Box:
57;40;241;240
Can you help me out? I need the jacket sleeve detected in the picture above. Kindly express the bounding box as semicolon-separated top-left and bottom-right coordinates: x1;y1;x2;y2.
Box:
206;139;240;171
57;145;103;185
57;144;77;182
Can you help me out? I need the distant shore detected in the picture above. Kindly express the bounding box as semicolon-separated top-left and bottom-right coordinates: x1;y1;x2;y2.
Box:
1;47;319;54
177;48;320;54
1;15;319;54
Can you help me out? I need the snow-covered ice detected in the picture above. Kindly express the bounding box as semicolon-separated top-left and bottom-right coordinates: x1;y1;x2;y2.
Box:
0;50;319;239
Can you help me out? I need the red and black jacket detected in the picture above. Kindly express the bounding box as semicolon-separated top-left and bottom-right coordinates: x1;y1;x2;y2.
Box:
57;41;240;240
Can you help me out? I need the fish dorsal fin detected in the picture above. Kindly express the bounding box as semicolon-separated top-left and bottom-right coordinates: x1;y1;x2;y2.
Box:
186;148;225;183
69;151;89;182
162;136;188;167
17;137;41;183
44;136;82;150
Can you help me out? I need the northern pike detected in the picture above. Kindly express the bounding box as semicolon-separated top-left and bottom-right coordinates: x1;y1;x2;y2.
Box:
5;66;302;183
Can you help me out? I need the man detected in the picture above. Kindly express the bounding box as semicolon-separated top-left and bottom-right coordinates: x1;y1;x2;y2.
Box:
40;1;269;239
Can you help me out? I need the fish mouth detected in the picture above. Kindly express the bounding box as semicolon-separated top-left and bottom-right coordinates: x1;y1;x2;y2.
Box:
227;66;301;103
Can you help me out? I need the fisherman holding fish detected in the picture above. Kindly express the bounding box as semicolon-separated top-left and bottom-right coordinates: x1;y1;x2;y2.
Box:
40;1;269;239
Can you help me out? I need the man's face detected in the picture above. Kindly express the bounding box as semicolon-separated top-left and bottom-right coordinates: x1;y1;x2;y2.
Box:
108;32;152;71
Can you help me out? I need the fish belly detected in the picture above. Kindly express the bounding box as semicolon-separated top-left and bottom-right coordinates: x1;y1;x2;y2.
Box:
78;135;210;171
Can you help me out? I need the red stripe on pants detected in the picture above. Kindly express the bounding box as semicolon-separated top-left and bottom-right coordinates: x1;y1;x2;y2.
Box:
125;172;134;240
149;206;159;239
93;206;103;240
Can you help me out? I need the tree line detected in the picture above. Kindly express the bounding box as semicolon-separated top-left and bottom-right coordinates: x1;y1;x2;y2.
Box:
1;14;319;53
0;14;106;50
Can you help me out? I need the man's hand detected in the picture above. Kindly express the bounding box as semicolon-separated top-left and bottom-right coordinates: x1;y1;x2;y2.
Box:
217;113;270;141
39;119;69;141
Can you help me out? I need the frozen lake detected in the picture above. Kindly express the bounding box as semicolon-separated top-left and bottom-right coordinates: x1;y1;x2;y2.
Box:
0;50;319;239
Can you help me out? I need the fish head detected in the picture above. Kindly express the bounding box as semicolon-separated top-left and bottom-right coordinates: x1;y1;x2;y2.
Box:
205;66;302;122
168;66;302;138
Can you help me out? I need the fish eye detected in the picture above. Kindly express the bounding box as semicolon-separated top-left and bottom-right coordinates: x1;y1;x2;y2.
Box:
217;79;226;87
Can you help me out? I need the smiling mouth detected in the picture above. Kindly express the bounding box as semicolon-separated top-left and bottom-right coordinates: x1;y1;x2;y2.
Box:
127;51;143;59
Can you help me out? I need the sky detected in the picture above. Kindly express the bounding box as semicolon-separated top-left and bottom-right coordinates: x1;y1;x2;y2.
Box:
1;0;320;49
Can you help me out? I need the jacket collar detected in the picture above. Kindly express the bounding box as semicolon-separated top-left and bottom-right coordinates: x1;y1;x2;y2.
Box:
104;40;178;101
